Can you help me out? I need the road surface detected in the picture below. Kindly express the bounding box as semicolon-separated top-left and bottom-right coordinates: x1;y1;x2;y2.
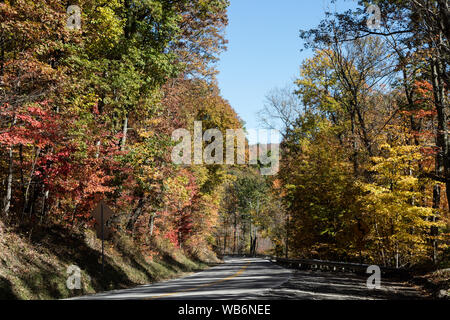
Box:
72;257;422;300
73;257;292;300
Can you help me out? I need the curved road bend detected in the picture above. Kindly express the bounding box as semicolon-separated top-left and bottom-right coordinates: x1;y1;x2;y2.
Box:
72;257;292;300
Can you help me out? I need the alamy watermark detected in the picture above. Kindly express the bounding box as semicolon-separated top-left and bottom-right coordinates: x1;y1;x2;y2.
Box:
66;264;90;290
66;5;81;30
366;265;381;289
171;122;280;175
66;264;81;290
366;4;381;30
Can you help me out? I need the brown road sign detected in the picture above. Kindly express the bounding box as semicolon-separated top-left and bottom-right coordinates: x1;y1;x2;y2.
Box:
91;200;114;239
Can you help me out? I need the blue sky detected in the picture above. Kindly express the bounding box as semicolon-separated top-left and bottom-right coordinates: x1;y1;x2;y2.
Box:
216;0;356;142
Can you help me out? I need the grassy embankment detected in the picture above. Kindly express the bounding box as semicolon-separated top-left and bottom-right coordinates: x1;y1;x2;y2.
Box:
0;221;218;299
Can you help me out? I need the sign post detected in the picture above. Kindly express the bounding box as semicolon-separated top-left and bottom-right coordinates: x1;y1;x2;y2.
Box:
101;202;104;275
91;200;114;275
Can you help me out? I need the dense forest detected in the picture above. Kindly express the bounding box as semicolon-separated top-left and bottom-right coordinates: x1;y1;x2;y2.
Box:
0;0;449;299
0;0;244;260
256;0;450;269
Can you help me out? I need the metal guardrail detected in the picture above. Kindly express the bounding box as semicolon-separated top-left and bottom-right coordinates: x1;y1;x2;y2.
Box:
221;254;411;278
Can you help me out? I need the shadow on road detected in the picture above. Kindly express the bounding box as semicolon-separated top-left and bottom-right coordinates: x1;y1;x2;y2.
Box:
260;269;424;300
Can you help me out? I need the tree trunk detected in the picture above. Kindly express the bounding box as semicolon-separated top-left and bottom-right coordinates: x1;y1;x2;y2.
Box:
120;115;128;151
95;140;101;159
22;147;40;216
431;53;449;211
127;197;144;232
223;220;227;255
3;147;13;218
249;222;251;255
149;212;156;237
437;0;450;42
285;212;289;259
432;184;441;264
40;190;49;225
233;212;237;254
351;110;358;175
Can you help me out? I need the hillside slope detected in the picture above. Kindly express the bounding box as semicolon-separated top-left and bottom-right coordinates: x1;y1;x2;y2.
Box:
0;221;217;300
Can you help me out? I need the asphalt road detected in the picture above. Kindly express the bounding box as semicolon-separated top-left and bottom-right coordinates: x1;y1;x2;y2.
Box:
72;257;423;300
72;257;292;300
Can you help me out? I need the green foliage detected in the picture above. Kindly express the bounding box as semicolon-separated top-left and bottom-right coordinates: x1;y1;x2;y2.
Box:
0;0;236;268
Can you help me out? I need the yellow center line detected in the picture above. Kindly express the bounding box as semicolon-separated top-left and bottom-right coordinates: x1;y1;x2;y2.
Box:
145;261;252;300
